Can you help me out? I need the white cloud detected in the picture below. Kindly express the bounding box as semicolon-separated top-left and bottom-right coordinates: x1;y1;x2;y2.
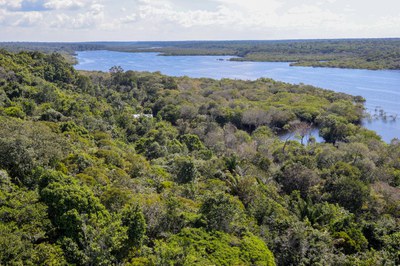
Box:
128;0;346;31
0;0;399;41
215;0;282;13
13;11;43;26
120;14;137;24
44;0;86;10
372;14;400;35
129;0;248;28
0;0;23;10
50;3;104;29
0;0;105;30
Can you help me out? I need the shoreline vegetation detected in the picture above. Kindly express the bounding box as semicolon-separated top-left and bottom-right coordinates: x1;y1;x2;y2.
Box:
1;38;400;70
1;50;400;265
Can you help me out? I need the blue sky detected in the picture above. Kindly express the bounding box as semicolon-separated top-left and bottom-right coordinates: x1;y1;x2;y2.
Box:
0;0;399;41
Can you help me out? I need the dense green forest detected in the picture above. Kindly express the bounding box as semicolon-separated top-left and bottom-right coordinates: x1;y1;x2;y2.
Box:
1;38;400;70
0;50;400;265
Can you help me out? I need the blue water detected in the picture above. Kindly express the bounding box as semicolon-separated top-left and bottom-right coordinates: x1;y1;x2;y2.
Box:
75;50;400;142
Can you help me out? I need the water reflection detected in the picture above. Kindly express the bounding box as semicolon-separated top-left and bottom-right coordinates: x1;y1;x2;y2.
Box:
279;128;324;144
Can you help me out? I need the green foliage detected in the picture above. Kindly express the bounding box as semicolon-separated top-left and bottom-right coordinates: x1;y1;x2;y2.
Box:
40;174;106;231
317;114;359;143
59;215;128;265
158;104;180;124
173;156;198;184
0;170;63;265
154;228;275;266
4;106;25;118
101;187;130;212
384;232;400;264
43;53;77;84
200;192;247;233
0;50;398;265
332;229;368;254
0;118;67;185
121;204;146;248
325;176;370;213
60;121;89;137
178;133;205;152
276;161;320;197
240;233;276;266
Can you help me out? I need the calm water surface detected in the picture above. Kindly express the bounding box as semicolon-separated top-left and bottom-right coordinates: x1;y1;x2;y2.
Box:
75;50;400;142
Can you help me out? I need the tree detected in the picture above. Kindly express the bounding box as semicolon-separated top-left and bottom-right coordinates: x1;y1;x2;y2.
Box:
325;176;369;213
0;119;67;185
179;134;205;152
241;108;269;130
109;66;125;85
158;104;180;124
287;120;312;145
44;53;77;84
317;114;358;143
174;156;198;184
40;172;130;265
276;162;320;198
0;170;65;265
154;228;275;266
199;192;246;233
121;204;146;249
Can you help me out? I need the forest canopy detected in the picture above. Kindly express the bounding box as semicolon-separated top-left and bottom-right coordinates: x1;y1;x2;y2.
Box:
0;50;399;265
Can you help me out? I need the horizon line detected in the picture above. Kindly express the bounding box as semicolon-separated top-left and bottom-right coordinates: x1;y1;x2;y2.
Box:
1;37;400;44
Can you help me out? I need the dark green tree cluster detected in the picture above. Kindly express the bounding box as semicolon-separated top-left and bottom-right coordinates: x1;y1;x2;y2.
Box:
0;50;399;265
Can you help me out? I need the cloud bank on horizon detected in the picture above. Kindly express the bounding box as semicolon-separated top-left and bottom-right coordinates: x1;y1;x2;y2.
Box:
0;0;399;41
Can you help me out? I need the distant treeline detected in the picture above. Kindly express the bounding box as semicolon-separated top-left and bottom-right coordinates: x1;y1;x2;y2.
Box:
1;38;400;69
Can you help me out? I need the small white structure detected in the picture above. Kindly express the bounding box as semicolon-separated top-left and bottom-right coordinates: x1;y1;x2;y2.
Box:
133;114;153;119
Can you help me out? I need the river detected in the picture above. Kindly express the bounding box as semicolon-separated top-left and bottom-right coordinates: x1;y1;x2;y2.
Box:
75;50;400;142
